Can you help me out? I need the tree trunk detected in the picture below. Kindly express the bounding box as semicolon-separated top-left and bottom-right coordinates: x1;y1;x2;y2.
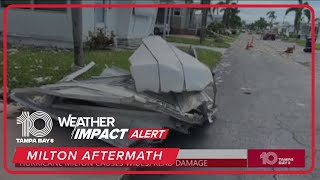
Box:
168;8;172;35
222;9;229;28
71;1;85;68
200;0;209;44
163;8;168;39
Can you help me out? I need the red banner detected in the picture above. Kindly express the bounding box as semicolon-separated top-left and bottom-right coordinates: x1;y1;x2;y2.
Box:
248;149;305;167
128;128;169;139
13;147;179;165
15;159;247;168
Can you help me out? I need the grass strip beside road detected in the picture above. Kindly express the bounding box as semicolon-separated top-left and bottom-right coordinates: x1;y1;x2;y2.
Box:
196;48;222;69
167;36;230;48
1;48;133;90
177;46;222;69
2;46;222;90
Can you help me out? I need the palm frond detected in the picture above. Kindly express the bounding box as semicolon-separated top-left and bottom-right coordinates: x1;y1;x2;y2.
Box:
285;8;298;16
216;1;225;5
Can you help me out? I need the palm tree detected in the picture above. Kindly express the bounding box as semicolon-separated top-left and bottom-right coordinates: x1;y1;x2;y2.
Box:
218;0;239;28
228;8;241;28
255;17;268;31
266;11;276;29
285;0;311;34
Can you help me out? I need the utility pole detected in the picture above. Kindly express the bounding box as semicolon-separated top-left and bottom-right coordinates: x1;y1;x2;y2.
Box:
71;0;85;69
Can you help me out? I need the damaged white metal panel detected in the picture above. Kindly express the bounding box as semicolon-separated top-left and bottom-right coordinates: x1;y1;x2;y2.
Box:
176;92;213;113
170;45;213;91
129;44;160;92
142;36;185;93
129;35;213;93
100;66;130;78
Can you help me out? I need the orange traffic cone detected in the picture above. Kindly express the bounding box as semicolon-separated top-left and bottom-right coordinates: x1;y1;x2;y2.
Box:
249;37;254;48
246;41;250;49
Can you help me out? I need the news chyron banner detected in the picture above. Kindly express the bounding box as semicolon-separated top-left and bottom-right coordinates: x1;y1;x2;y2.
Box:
12;111;305;168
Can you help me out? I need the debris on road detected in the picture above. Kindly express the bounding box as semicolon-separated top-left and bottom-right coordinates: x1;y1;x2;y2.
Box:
284;45;295;54
221;62;231;68
10;36;218;147
240;87;252;95
296;103;306;107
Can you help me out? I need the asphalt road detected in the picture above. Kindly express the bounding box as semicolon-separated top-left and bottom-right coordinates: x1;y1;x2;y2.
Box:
130;33;319;179
0;33;319;180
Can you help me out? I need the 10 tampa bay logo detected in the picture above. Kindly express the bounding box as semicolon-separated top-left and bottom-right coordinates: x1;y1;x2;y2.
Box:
16;111;54;144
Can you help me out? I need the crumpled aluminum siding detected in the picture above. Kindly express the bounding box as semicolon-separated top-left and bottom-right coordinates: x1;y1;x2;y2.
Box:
129;36;213;93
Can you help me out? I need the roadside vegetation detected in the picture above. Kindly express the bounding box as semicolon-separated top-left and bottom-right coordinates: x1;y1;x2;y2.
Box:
167;0;242;49
167;36;231;48
196;48;222;69
1;46;222;90
1;48;133;90
177;46;222;69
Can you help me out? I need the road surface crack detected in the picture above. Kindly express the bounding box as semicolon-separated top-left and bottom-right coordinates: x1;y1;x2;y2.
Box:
274;114;308;147
273;174;278;180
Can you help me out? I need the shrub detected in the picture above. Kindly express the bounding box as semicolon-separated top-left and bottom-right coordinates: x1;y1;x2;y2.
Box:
231;29;238;35
214;37;224;43
208;22;225;34
86;28;115;50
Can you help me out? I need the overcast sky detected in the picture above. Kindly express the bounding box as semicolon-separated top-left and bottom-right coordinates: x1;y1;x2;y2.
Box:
205;0;320;24
238;0;320;24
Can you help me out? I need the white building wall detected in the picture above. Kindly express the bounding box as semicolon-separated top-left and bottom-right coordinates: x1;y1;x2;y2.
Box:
0;0;159;48
127;6;158;39
0;8;74;47
82;1;97;41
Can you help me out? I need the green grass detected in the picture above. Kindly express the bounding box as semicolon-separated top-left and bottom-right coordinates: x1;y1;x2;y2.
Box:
177;46;222;69
1;45;222;90
177;46;192;53
1;48;133;90
196;48;222;69
167;36;230;48
223;34;239;44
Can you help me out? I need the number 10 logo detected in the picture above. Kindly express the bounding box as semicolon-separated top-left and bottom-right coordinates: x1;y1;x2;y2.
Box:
17;111;53;138
260;152;278;165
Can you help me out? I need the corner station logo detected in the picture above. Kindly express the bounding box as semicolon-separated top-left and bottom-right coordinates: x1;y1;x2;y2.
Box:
260;152;294;165
16;111;54;144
